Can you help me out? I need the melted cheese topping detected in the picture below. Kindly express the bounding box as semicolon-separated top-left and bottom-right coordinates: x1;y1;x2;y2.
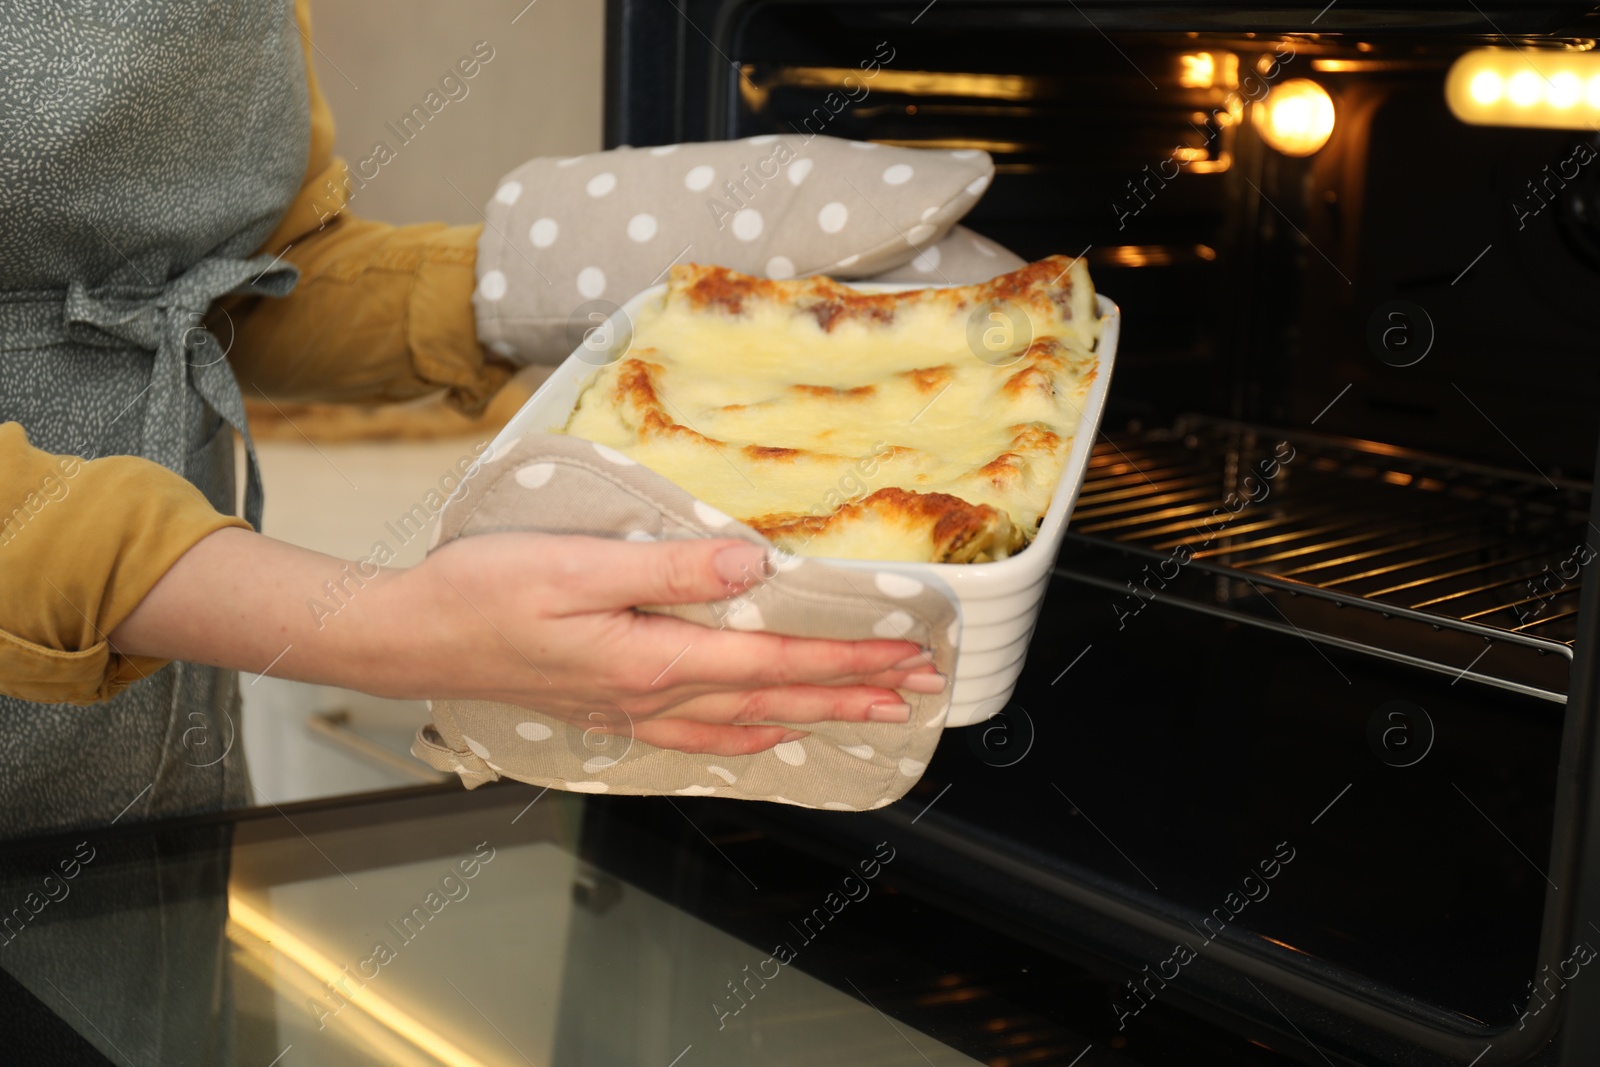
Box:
561;256;1100;563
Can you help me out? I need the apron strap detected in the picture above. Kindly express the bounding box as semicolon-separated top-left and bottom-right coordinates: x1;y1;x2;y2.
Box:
60;253;299;530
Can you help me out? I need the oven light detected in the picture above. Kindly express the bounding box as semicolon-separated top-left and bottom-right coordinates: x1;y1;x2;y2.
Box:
1255;79;1336;157
1469;70;1503;104
1509;70;1542;107
1549;72;1582;108
1447;48;1600;128
1180;52;1216;88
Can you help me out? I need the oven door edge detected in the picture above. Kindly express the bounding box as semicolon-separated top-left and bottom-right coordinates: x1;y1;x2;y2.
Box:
1549;430;1600;1067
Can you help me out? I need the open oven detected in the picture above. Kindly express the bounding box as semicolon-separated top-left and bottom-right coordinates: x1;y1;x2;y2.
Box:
604;2;1600;1064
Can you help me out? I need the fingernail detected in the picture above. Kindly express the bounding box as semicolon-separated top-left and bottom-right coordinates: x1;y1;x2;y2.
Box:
779;729;809;743
867;702;912;723
714;543;769;586
901;672;947;694
891;651;933;671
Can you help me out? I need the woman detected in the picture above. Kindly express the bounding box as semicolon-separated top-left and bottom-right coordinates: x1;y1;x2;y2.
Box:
0;0;939;841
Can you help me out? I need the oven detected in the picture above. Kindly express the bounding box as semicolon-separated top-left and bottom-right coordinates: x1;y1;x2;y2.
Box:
605;2;1600;1064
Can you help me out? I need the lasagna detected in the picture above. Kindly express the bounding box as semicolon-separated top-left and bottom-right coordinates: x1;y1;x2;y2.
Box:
561;255;1101;563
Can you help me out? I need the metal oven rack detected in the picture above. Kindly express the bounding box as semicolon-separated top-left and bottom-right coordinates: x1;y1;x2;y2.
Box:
1057;416;1593;703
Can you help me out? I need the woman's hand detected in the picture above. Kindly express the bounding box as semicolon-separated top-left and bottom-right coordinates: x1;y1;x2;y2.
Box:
374;532;942;755
110;527;944;757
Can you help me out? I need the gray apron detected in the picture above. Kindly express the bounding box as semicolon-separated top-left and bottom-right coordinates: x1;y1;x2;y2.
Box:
0;4;310;1062
0;0;309;838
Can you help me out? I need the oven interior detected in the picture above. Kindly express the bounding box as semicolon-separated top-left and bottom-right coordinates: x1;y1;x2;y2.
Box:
608;2;1600;1062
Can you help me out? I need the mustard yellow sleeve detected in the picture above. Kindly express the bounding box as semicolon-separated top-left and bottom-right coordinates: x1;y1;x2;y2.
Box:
0;423;252;704
216;0;514;416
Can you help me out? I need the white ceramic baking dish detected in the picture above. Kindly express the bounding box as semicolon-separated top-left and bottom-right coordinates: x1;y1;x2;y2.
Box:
485;281;1120;727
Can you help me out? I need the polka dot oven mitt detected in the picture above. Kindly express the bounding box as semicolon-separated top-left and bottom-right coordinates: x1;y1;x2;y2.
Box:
474;135;997;365
869;223;1026;285
410;433;960;810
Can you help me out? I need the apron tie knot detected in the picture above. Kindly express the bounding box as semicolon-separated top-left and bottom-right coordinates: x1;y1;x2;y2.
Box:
59;252;300;531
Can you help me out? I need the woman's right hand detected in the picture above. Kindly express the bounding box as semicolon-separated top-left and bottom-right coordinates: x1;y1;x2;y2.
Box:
110;527;945;757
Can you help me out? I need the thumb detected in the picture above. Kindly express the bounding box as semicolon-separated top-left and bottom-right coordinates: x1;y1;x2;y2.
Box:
551;536;771;613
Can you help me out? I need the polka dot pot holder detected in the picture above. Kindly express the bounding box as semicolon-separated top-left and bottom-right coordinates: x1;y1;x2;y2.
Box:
410;433;961;811
473;136;998;365
868;223;1025;284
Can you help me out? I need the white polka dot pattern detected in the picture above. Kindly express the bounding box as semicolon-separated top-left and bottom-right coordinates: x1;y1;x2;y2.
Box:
772;548;805;572
577;266;606;299
626;213;657;242
707;765;738;784
592;442;636;465
724;600;765;631
529;217;558;248
731;208;763;241
863;223;1025;286
567;781;609;793
476;137;997;371
875;572;925;598
515;462;555;488
478;270;507;301
694;501;733;527
839;744;875;760
516;721;553;741
684;165;715;191
873;611;914;638
911;245;942;273
899;757;927;776
676;784;717;795
774;741;806;766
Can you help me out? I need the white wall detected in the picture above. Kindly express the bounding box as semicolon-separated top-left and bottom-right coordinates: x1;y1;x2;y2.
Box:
305;0;606;226
241;0;605;804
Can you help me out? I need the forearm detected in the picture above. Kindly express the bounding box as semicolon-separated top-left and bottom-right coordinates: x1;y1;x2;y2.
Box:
106;522;942;758
107;527;409;693
0;422;254;704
